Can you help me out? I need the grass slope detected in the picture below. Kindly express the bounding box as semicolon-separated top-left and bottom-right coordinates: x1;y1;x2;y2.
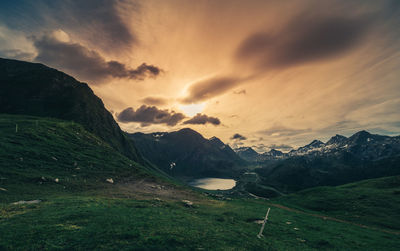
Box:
0;114;158;203
276;175;400;231
0;114;399;250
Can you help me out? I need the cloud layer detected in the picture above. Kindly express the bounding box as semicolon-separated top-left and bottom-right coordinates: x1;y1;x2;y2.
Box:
0;0;137;51
181;12;374;104
117;105;185;127
183;113;221;126
33;34;162;82
117;106;221;127
236;13;372;70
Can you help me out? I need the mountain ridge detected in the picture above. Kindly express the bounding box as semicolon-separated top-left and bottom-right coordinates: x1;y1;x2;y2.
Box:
128;128;246;179
235;130;400;162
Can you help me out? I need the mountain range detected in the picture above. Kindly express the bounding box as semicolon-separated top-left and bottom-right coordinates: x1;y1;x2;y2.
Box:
238;131;400;193
128;128;246;179
235;130;400;162
1;57;399;195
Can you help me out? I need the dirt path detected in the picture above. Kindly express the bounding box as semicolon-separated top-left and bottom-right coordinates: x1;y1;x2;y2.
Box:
114;178;204;202
267;202;400;236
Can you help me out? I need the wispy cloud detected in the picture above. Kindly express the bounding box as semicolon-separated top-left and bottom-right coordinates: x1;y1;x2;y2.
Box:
180;76;243;104
140;96;169;106
259;124;312;137
231;133;247;141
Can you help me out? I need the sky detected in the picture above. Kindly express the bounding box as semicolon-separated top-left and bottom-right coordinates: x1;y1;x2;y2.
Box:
1;0;399;152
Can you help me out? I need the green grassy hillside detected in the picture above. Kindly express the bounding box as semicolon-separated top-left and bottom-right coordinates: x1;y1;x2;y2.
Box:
1;114;399;250
0;114;157;203
276;175;400;231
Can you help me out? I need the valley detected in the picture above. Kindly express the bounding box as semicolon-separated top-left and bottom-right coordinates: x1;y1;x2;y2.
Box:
0;58;399;250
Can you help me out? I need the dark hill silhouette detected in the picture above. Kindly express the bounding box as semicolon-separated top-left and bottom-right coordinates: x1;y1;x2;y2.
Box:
0;58;143;163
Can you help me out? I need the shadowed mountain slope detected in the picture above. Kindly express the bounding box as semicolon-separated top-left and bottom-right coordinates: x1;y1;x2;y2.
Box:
128;128;247;178
0;58;143;163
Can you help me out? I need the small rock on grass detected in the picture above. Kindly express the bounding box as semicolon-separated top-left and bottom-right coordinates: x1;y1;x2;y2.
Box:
12;200;41;205
182;200;194;207
0;187;7;191
106;178;114;184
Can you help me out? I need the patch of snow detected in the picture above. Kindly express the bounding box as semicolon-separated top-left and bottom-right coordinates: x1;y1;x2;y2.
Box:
153;133;165;138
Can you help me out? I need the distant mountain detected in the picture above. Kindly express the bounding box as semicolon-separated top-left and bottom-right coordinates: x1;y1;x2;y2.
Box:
235;147;259;162
0;58;143;163
128;128;246;178
260;149;286;160
236;131;400;162
285;131;400;160
252;131;400;192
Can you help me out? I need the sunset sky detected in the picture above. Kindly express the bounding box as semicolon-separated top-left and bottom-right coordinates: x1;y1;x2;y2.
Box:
1;0;399;152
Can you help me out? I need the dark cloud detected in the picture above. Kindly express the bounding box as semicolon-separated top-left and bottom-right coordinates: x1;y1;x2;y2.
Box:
183;113;221;126
260;124;312;137
32;35;162;82
231;133;247;141
0;0;137;51
233;89;246;95
140;96;169;106
181;76;242;104
117;105;186;127
236;13;373;70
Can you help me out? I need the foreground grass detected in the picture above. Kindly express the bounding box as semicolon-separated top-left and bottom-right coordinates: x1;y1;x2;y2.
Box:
1;192;399;250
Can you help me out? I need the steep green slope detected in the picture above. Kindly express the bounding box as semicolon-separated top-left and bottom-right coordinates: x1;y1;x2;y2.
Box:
275;175;400;231
0;58;142;163
0;114;154;203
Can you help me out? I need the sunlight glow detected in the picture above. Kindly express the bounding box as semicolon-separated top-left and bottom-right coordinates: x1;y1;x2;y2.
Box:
179;103;206;117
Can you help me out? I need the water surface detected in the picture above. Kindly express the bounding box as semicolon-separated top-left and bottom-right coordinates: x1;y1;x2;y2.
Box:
189;178;236;190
